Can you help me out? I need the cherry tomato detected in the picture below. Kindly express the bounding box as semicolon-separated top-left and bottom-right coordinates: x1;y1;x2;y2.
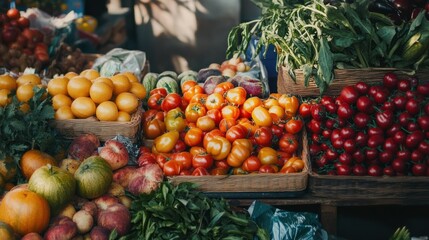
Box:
339;85;359;104
298;102;312;118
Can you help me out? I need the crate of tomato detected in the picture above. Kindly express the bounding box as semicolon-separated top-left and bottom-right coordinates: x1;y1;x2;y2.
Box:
302;71;429;199
140;63;309;198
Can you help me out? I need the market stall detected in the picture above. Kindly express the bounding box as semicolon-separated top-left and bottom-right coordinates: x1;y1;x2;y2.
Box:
1;0;429;239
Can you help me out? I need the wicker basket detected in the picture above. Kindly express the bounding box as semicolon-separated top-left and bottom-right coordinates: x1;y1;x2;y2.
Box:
277;66;429;96
169;129;310;196
50;107;142;142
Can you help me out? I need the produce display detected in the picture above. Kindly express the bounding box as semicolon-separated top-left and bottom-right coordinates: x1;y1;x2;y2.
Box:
306;73;429;176
0;8;51;73
140;56;305;176
227;0;429;93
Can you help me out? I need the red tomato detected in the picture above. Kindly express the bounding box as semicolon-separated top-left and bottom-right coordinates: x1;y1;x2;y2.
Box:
259;164;278;173
156;153;172;169
210;167;229;175
285;118;304;134
279;133;299;154
215;159;230;170
163;160;181;176
242;156;262;172
225;124;249;142
192;152;214;169
161;93;182;112
171;152;193;170
192;167;210;176
172;139;187;153
206;109;223;126
147;93;165;110
254;126;273;147
150;87;168;97
189;146;207;156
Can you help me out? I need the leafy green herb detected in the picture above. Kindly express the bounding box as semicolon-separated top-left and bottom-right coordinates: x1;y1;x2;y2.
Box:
121;181;269;240
227;0;429;94
0;86;65;183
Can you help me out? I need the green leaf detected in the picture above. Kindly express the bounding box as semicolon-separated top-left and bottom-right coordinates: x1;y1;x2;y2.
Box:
317;37;334;86
301;64;313;87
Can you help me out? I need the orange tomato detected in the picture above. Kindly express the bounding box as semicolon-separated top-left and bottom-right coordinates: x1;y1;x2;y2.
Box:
47;77;69;96
183;85;204;102
242;96;263;113
115;92;139;113
0;74;17;90
0;89;11;107
213;82;234;95
71;97;96;118
67;76;92;99
96;101;119;121
205;93;225;110
55;106;75;120
89;81;113;104
16;74;41;87
129;82;146;99
181;80;197;93
225;87;247;106
79;69;100;81
221;105;240;120
218;118;236;133
190;93;208;105
16;84;35;102
111;74;131;95
117;111;131;122
52;94;72;110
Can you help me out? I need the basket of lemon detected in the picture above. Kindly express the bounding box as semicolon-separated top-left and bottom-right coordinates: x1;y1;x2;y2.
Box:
49;69;146;142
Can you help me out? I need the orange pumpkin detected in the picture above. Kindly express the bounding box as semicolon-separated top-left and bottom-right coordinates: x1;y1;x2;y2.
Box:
20;150;57;180
0;188;50;236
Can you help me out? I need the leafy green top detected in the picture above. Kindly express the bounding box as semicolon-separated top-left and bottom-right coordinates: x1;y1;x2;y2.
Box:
227;0;429;93
0;86;64;182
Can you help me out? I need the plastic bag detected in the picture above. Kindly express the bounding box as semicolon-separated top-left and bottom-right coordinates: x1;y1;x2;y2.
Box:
249;201;329;240
92;48;147;80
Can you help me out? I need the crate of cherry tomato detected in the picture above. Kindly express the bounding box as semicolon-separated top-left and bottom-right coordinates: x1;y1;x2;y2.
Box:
139;59;310;196
302;71;429;198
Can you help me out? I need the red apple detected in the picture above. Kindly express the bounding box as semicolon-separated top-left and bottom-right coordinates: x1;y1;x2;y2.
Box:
99;140;129;170
44;216;78;240
6;8;20;20
112;166;137;188
80;201;98;218
97;203;130;236
93;194;120;211
17;16;30;29
127;163;163;195
67;133;100;161
21;232;43;240
73;210;94;234
90;226;110;240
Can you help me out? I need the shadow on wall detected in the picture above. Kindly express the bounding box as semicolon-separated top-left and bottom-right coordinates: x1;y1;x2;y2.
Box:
133;0;240;73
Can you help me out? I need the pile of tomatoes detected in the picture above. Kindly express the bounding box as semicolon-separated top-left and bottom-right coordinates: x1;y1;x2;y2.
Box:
140;80;306;176
305;73;429;176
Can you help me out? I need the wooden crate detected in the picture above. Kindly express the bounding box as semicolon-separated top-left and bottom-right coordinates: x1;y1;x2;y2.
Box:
50;106;142;143
277;66;429;96
168;129;310;197
309;173;429;199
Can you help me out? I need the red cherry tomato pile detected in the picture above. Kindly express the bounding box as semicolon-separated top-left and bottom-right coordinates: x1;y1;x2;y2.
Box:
139;81;306;176
306;72;429;176
0;8;50;72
